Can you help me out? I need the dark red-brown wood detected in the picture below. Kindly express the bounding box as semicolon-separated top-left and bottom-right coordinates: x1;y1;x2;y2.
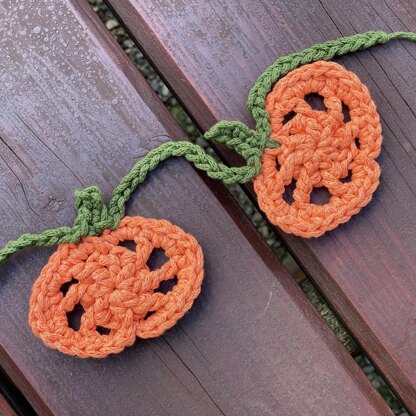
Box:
105;0;416;412
0;394;16;416
0;0;392;415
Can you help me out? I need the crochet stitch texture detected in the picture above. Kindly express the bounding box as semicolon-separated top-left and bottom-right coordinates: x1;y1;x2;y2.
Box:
1;30;415;358
29;216;203;358
1;31;415;263
254;61;382;237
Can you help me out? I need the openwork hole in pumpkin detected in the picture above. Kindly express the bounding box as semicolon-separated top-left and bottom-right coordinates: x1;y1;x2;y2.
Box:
283;179;297;205
144;310;155;320
66;303;84;331
340;170;353;184
276;158;281;171
310;186;331;205
304;93;327;111
155;276;178;294
342;102;351;122
283;110;296;124
61;277;78;295
147;248;168;271
97;326;111;335
119;240;136;252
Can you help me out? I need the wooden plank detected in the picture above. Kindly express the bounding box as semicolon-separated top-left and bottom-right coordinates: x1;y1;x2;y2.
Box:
105;0;416;412
0;365;36;416
0;0;393;415
0;394;17;416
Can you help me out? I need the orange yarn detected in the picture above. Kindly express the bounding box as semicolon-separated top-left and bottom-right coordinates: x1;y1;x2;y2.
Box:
17;60;386;358
29;216;203;358
254;61;382;237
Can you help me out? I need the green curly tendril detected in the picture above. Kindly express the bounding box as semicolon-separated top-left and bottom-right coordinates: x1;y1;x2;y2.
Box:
1;30;416;263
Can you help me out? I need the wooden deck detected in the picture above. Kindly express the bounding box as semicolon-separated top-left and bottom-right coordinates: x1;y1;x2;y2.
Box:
105;0;416;413
0;0;413;414
0;394;16;416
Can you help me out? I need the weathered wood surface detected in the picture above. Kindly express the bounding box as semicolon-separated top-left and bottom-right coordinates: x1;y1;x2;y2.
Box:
0;0;392;415
0;394;16;416
105;0;416;412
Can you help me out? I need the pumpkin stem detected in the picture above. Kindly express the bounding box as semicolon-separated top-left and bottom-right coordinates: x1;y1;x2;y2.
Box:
73;186;111;236
247;30;416;139
2;30;416;263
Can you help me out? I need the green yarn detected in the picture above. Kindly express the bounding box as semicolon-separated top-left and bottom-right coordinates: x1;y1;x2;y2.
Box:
1;30;416;263
0;122;273;263
247;30;416;138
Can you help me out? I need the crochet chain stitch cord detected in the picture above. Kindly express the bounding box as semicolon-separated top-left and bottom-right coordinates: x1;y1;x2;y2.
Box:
0;30;415;263
0;30;415;358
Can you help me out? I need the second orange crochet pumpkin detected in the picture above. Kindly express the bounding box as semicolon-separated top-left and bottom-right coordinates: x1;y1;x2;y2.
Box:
254;61;382;237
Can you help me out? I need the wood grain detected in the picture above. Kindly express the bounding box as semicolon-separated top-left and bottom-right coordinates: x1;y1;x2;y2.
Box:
105;0;416;412
0;0;393;415
0;394;16;416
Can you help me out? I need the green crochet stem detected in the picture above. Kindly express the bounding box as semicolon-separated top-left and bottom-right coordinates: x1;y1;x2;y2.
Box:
247;30;416;136
0;121;273;263
1;30;416;264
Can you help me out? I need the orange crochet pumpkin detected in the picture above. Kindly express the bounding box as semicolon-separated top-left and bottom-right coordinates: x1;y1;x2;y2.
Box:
254;61;382;237
29;216;203;358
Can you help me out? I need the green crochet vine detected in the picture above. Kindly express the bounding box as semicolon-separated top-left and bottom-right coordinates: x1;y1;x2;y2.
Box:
1;30;415;264
0;121;274;263
247;30;416;139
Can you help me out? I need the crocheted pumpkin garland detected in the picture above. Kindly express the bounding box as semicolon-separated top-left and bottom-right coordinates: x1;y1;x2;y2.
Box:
1;30;414;358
